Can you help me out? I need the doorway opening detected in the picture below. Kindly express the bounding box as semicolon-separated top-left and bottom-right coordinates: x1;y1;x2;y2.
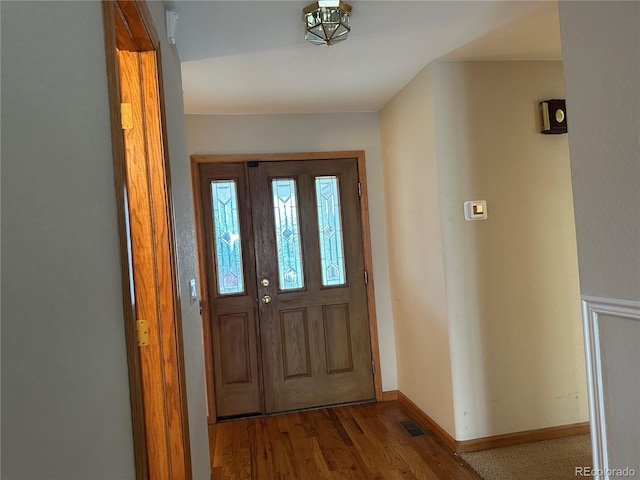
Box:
103;1;191;477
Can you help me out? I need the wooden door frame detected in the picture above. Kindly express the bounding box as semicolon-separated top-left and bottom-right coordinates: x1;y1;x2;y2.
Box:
191;151;384;424
103;1;191;478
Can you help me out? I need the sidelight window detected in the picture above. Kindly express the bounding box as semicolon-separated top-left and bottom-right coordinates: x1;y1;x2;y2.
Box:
210;180;245;295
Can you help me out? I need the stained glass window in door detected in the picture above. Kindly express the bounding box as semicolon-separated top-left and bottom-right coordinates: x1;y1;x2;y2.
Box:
315;176;346;286
211;180;245;295
271;178;304;290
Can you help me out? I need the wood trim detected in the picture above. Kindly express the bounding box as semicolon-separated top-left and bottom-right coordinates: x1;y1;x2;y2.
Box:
115;0;154;51
119;47;174;478
191;151;385;422
140;49;189;478
102;3;147;477
397;391;457;452
104;1;192;477
355;152;383;402
397;390;590;454
457;422;591;453
143;2;194;469
190;157;217;425
382;390;398;401
191;151;368;164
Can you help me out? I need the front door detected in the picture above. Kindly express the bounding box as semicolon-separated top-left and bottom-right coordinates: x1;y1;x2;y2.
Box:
199;158;375;417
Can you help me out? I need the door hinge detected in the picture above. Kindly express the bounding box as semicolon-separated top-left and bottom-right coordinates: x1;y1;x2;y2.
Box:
357;182;362;198
364;269;369;285
371;359;376;375
136;319;149;347
120;103;133;130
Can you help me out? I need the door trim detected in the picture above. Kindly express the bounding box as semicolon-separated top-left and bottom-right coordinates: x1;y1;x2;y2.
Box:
103;1;192;477
191;151;384;424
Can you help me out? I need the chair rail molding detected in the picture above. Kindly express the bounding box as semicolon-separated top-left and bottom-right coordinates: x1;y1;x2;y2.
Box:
581;295;640;480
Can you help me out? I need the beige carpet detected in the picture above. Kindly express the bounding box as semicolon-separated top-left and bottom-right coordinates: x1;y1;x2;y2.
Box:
460;434;592;480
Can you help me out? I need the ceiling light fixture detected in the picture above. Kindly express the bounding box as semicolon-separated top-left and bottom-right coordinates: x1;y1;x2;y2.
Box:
303;0;352;46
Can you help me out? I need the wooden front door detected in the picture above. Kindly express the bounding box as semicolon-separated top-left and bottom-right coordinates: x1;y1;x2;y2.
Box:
199;158;375;417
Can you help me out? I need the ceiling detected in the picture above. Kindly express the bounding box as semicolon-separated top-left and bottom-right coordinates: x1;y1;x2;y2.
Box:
173;1;562;114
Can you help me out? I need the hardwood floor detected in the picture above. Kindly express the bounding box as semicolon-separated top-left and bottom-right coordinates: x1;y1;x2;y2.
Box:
209;400;482;479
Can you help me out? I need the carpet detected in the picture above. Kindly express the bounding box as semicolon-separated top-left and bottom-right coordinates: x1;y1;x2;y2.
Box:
460;434;592;480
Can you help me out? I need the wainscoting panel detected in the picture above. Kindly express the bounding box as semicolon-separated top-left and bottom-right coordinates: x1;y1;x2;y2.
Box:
582;295;640;480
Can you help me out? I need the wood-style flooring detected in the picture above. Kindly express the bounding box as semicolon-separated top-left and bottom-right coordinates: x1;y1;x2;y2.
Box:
209;400;482;479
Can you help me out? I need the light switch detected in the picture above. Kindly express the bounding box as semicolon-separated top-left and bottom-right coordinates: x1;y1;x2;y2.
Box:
464;201;488;220
189;278;198;303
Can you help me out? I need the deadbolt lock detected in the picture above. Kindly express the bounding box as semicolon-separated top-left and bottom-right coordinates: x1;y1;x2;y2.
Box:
261;278;270;287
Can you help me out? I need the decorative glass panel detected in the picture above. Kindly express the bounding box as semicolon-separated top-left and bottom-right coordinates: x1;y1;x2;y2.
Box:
272;179;304;290
315;176;346;286
211;180;244;295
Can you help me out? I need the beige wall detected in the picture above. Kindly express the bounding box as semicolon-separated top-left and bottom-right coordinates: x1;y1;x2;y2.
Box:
432;61;587;440
378;66;457;435
1;2;135;477
379;61;587;440
186;113;398;392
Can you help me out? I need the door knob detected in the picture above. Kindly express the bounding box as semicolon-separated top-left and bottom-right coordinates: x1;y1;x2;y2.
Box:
261;278;270;287
261;295;272;304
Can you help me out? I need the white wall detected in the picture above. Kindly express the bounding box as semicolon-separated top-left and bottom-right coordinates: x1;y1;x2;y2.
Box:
431;61;587;440
147;3;211;479
186;113;398;392
1;2;211;478
378;66;456;436
559;2;640;303
1;2;134;478
559;2;640;474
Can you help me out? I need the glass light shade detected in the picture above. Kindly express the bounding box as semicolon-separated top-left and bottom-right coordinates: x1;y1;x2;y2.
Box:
303;1;351;46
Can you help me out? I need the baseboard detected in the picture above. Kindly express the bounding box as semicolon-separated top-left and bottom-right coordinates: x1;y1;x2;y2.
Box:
457;422;590;453
382;390;398;401
397;391;457;451
397;390;590;454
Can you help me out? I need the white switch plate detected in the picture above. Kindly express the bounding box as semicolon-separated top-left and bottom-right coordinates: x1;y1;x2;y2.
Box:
189;278;198;303
464;200;488;220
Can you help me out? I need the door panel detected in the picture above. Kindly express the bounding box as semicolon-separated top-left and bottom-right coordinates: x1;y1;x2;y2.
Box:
250;159;374;413
199;163;262;418
323;304;353;374
280;308;312;378
219;313;252;384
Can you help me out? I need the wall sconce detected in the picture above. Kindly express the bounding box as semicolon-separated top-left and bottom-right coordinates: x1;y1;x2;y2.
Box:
540;99;567;134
